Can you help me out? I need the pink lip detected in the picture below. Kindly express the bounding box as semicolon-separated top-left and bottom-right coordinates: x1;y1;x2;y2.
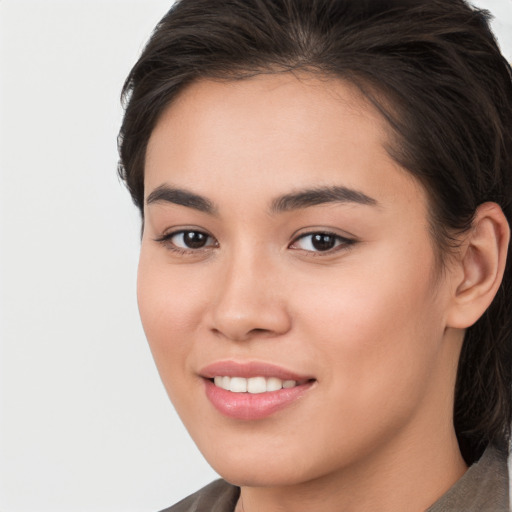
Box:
200;360;312;381
200;361;315;421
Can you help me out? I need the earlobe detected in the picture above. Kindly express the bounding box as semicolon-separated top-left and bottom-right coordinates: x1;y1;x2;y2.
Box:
447;202;510;329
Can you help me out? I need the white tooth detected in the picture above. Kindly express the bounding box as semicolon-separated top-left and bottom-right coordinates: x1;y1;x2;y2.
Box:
222;376;231;390
282;380;297;389
266;377;283;392
214;376;223;388
247;376;267;394
230;377;248;393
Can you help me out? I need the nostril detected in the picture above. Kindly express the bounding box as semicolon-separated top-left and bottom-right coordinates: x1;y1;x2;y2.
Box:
249;328;272;335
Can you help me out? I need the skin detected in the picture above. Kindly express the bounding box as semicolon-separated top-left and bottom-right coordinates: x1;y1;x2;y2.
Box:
138;74;472;512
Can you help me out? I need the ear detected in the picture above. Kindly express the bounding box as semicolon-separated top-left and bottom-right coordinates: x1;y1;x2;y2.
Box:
446;202;510;329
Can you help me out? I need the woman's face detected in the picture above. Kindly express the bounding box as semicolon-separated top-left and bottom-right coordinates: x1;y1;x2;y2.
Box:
138;74;462;487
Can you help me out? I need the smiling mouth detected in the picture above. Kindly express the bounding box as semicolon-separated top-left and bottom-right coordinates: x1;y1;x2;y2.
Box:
201;361;316;419
212;376;310;393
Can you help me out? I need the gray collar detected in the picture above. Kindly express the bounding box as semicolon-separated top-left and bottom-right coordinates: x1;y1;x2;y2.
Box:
426;444;510;511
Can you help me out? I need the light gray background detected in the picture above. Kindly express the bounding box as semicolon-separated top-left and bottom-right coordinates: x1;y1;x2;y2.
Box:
0;1;511;511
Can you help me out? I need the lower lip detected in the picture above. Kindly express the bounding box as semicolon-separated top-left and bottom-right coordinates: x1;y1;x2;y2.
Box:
204;379;314;420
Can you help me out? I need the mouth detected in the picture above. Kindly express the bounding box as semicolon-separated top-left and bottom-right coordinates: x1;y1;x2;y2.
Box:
200;361;316;420
211;375;309;393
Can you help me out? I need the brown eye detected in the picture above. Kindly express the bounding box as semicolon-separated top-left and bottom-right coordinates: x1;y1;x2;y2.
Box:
182;231;209;248
310;234;337;251
167;230;216;250
291;232;354;253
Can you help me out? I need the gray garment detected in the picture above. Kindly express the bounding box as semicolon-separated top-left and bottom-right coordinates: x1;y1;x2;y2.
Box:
161;445;510;512
426;445;510;512
160;480;239;512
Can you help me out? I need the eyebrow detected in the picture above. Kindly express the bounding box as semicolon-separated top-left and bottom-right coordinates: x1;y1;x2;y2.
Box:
146;184;217;215
145;183;378;215
270;185;378;213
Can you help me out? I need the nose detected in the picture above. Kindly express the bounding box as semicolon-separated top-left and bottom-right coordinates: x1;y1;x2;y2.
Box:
208;250;292;342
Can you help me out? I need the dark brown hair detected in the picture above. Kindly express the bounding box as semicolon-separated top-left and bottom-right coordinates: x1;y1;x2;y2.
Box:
118;0;512;464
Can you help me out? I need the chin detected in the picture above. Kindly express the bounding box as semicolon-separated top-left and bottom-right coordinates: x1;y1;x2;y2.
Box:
210;457;311;488
196;434;342;489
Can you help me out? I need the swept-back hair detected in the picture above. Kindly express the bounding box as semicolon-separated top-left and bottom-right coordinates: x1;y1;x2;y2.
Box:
118;0;512;463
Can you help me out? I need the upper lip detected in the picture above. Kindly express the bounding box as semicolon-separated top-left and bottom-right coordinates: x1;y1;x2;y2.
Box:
199;360;314;382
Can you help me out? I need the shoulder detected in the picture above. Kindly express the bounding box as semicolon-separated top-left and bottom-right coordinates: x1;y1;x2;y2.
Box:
158;479;240;512
427;444;510;512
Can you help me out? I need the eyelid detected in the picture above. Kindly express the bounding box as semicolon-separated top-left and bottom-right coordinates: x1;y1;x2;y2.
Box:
153;226;356;255
289;230;356;254
154;227;218;253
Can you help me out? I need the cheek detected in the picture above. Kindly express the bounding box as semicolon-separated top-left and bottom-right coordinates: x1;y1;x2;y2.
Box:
293;246;445;407
136;249;207;373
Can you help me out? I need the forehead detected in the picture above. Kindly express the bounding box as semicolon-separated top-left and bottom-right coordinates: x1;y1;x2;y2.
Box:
148;73;383;160
145;73;426;213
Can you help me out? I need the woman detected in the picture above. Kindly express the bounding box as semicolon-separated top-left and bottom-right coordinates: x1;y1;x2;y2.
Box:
118;0;511;510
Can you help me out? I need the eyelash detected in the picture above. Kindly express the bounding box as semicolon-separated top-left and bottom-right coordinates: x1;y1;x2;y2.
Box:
154;230;218;255
290;231;356;254
154;230;356;256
